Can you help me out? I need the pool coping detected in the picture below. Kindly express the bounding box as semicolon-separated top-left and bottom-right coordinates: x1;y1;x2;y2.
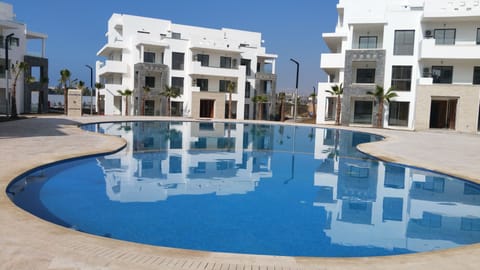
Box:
1;115;480;270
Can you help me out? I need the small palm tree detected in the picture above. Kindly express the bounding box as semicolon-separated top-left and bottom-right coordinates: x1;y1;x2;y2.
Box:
367;85;398;128
325;83;343;125
77;80;85;90
117;89;133;116
161;85;181;116
278;92;286;122
95;82;104;114
59;69;71;114
140;86;151;116
252;95;268;120
10;62;34;118
227;81;236;119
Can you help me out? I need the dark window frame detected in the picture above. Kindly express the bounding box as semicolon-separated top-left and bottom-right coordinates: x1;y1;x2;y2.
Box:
358;36;378;49
145;76;155;88
197;54;209;67
434;28;456;45
474;67;480;85
394;30;415;55
477;28;480;45
196;78;208;91
356;68;376;84
432;66;453;84
220;56;232;68
391;66;412;91
143;52;156;63
172;52;185;70
171;77;184;94
388;101;410;127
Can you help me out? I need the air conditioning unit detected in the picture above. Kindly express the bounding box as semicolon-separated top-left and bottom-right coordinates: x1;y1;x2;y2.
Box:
425;30;433;38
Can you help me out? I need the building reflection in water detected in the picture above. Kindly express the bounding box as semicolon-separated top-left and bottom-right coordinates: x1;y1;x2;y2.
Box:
314;128;480;253
90;121;480;253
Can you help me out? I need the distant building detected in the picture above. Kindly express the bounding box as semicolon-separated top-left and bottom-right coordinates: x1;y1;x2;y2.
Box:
96;14;277;119
318;0;480;133
0;1;48;114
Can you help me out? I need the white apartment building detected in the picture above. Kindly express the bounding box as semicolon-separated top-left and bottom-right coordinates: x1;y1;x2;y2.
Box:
317;0;480;133
0;2;48;115
96;14;277;120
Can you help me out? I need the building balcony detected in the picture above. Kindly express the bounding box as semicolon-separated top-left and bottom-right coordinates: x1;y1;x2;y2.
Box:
321;53;344;70
420;38;480;60
423;0;480;20
102;84;125;96
189;61;244;78
98;60;128;76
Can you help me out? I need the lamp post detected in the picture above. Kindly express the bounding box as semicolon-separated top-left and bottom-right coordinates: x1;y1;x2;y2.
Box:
5;33;14;117
85;64;93;115
290;58;299;122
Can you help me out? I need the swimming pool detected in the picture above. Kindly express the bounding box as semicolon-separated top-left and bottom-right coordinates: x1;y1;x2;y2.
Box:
7;121;480;257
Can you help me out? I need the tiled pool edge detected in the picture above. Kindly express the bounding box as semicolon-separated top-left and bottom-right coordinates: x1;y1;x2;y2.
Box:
1;116;480;270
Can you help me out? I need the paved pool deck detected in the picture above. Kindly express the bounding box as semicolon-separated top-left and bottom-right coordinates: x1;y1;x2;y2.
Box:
1;115;480;270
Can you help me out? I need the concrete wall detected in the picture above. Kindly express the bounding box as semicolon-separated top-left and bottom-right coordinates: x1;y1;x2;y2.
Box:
415;85;480;132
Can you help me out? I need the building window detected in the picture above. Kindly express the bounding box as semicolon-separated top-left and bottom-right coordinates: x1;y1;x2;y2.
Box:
356;68;376;84
432;66;453;84
145;76;155;88
144;52;155;63
473;67;480;85
196;79;208;91
196;54;209;66
391;66;412;91
172;52;185;70
394;30;415;55
353;100;373;124
9;37;19;47
219;80;229;92
171;77;184;94
325;97;337;121
244;104;250;119
434;29;456;45
245;82;251;98
358;36;377;49
171;32;181;39
171;101;183;117
220;56;232;68
477;28;480;45
241;59;252;76
389;101;409;127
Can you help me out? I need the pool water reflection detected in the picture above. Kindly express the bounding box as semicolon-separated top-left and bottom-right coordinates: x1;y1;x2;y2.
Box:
8;121;480;257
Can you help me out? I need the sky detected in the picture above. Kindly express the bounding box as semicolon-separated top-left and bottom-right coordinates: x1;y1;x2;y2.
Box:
10;0;338;95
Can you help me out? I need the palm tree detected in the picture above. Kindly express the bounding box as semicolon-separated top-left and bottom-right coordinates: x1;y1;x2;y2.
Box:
278;92;286;122
252;95;268;120
140;86;150;116
367;85;398;128
325;83;343;125
117;89;133;116
77;80;85;90
227;81;236;119
161;85;181;116
95;82;104;114
59;69;71;114
10;62;33;118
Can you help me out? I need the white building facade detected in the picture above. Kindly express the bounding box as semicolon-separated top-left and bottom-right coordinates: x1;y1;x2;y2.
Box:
96;14;277;120
0;2;48;115
317;0;480;133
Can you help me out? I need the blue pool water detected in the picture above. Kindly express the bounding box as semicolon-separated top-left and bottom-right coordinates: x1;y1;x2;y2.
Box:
7;121;480;257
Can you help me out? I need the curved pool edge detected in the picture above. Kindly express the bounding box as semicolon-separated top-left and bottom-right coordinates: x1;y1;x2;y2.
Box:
2;115;480;270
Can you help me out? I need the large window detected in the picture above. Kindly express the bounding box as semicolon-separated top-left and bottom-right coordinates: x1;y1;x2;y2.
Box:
434;29;456;45
356;68;376;84
391;66;412;91
473;67;480;85
353;100;373;124
394;30;415;55
245;82;251;98
145;76;155;88
171;77;184;94
220;56;232;68
172;52;185;70
358;36;377;49
196;79;208;91
144;52;155;63
219;80;230;92
389;101;409;127
432;66;453;84
197;54;209;66
477;28;480;45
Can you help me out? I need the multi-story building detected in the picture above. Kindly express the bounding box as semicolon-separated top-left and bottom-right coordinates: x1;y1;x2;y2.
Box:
96;14;277;120
317;0;480;133
0;2;48;115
